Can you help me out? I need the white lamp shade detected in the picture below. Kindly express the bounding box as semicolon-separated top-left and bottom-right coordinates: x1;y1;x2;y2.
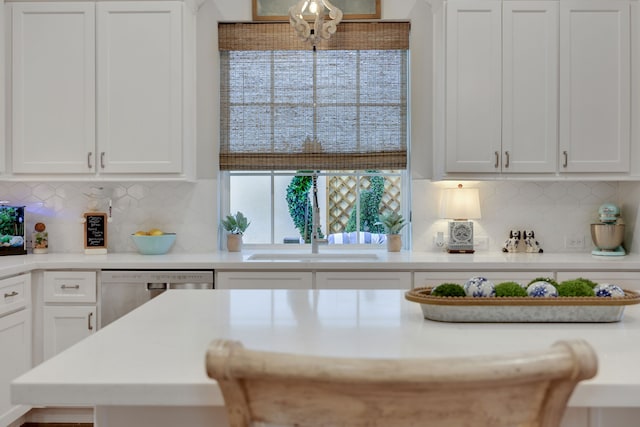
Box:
442;187;481;220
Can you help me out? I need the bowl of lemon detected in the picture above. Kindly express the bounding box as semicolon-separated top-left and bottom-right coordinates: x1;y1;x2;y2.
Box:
131;229;176;255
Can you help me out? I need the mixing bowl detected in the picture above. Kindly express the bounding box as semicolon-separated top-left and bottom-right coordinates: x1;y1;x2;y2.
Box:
590;223;624;250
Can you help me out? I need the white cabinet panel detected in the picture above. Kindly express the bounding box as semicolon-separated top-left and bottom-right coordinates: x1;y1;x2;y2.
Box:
11;2;96;174
502;1;558;173
559;0;630;172
0;309;31;426
0;273;30;317
216;272;313;289
43;306;96;359
446;0;502;173
44;271;97;303
96;1;182;174
316;272;412;289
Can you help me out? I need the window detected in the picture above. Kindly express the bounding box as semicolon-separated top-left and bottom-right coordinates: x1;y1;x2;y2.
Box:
219;23;410;246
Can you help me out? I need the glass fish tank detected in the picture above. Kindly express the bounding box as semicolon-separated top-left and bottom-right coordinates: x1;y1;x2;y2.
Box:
0;206;26;255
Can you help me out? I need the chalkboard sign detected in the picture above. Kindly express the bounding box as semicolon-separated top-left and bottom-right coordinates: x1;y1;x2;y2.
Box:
84;213;107;253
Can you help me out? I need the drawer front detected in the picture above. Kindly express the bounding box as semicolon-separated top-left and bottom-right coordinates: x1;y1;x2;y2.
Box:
0;273;31;317
44;271;97;303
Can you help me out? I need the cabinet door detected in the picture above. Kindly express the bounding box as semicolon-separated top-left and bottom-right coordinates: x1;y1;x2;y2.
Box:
43;306;96;360
96;1;182;174
559;0;630;172
502;1;558;173
316;272;412;289
446;0;502;173
11;2;96;174
0;309;32;426
216;272;313;289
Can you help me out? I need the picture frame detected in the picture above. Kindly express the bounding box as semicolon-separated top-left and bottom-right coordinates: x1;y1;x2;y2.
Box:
252;0;381;21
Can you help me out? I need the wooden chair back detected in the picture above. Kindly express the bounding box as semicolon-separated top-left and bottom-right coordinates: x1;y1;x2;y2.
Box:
206;339;597;427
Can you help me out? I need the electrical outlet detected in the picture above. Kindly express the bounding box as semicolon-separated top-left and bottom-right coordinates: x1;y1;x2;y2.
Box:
564;235;585;249
433;232;446;249
474;236;489;251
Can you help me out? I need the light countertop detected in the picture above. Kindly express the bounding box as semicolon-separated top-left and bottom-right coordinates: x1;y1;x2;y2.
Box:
0;251;639;274
11;288;640;408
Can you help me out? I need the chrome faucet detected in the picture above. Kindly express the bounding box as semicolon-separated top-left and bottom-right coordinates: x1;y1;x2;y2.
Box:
311;173;327;254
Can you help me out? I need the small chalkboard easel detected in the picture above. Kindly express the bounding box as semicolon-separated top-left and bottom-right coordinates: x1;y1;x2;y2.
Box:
83;212;108;254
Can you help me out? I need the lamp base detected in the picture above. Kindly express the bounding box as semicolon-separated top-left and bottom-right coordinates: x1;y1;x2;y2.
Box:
447;249;475;254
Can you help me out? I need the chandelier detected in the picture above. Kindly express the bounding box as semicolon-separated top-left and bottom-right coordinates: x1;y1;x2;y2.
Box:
289;0;343;48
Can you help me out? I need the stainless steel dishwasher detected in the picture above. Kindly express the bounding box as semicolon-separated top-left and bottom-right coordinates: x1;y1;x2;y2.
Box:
100;270;214;327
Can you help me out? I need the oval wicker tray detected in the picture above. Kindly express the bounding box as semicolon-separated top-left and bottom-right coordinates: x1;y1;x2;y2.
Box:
405;287;640;323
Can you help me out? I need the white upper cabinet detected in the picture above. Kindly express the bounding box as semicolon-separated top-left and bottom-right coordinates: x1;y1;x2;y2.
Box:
10;1;186;177
502;1;558;173
559;0;630;173
446;0;502;173
96;2;182;174
443;0;631;177
11;3;96;174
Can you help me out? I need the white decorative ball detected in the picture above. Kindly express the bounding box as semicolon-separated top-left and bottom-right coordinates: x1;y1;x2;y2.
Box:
463;277;495;297
593;283;625;298
526;281;558;298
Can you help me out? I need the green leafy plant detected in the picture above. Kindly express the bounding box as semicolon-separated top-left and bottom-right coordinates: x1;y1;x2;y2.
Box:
527;277;559;287
0;206;23;236
221;211;250;235
345;172;385;234
376;212;407;235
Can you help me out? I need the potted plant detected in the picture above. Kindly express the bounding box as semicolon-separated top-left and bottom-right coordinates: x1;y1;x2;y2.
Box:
221;211;250;252
377;212;407;252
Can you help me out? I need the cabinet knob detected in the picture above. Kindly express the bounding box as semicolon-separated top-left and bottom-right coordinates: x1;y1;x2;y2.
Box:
88;312;94;331
61;284;80;290
563;151;568;168
504;151;510;169
494;151;500;169
87;152;93;169
100;152;106;169
3;291;18;298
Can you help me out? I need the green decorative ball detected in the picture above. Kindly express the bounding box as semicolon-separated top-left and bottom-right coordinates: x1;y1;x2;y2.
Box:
495;282;527;297
557;279;597;297
431;283;466;297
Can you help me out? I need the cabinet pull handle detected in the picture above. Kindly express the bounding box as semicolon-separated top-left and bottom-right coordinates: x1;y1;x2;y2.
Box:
100;152;105;169
88;312;94;331
563;150;568;168
494;151;500;168
504;151;510;168
87;152;93;169
61;284;80;290
4;291;18;298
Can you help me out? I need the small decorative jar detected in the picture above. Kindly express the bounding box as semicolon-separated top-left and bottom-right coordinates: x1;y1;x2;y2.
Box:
33;222;49;254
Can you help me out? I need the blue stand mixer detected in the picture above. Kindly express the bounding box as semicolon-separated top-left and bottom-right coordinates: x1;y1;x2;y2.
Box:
591;203;626;256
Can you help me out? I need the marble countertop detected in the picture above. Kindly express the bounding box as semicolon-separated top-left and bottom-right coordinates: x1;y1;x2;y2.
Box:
11;289;640;408
0;251;639;274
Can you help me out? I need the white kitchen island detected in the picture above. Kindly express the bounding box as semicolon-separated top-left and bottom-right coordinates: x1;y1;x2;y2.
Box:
11;288;640;427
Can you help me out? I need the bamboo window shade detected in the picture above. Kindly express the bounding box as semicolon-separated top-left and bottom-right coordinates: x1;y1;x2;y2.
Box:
219;22;410;171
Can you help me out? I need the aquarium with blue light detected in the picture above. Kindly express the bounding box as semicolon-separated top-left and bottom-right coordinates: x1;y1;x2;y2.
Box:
0;206;26;255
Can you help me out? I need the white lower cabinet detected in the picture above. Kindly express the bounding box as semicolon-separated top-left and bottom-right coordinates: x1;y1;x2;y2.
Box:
315;271;411;289
0;273;32;426
414;271;554;288
216;271;313;289
43;271;97;360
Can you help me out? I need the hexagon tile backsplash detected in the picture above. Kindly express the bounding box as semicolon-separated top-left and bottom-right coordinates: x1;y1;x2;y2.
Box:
0;180;217;254
0;179;625;254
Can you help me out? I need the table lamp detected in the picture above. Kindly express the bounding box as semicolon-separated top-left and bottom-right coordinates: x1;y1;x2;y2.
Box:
441;184;481;253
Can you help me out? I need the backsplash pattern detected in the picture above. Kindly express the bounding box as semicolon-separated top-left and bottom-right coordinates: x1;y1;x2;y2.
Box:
412;180;621;253
0;180;217;254
0;179;623;254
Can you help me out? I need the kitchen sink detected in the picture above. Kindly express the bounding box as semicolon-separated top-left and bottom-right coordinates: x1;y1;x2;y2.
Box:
246;253;379;262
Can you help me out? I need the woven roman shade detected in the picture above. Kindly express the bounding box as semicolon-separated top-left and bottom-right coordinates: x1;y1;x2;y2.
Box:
219;22;409;171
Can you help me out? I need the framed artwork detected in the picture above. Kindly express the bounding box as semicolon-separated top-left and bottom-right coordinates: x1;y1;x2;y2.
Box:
252;0;381;21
